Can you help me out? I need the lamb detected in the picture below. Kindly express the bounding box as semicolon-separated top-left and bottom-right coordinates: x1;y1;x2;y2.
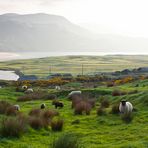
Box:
68;91;82;100
119;100;133;114
13;105;20;111
52;100;64;109
40;103;46;109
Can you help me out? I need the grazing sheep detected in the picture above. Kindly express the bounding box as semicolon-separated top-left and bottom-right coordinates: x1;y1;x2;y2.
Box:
25;88;34;94
52;100;64;109
13;105;20;111
0;86;2;89
68;91;81;99
119;100;133;114
55;86;61;91
40;103;46;109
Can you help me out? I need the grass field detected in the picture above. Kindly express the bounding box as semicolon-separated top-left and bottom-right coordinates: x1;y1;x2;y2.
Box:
0;55;148;77
0;79;148;148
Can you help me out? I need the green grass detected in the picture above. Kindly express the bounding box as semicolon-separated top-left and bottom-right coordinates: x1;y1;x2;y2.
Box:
0;55;148;77
0;80;148;148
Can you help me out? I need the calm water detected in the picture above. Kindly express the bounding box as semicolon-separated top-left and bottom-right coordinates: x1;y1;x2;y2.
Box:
0;70;19;81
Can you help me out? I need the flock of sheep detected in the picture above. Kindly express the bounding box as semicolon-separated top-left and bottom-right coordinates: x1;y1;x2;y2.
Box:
13;86;133;117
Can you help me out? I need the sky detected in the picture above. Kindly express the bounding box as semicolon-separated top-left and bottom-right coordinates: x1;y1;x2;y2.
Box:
0;0;148;37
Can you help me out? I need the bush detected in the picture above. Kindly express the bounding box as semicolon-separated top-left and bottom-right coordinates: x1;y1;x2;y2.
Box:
51;133;81;148
121;113;133;123
74;101;92;115
0;101;11;114
44;94;57;100
112;90;127;96
71;97;82;108
29;109;41;117
41;110;59;119
101;98;110;108
5;106;18;116
41;110;59;128
87;99;96;108
111;104;119;114
51;118;64;131
28;117;43;130
0;117;28;137
17;91;57;102
97;107;106;116
128;90;138;95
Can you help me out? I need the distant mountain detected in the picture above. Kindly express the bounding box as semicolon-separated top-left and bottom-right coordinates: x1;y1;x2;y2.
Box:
0;13;148;52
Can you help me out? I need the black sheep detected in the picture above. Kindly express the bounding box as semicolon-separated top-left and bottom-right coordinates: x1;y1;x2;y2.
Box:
52;101;64;109
40;103;46;109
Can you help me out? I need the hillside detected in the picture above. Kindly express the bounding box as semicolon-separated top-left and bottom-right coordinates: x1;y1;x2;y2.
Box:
0;13;148;52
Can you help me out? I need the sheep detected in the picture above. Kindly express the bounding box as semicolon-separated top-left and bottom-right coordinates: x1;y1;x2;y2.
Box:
68;91;82;100
22;85;28;90
55;86;61;91
25;88;34;94
13;105;20;111
119;100;133;114
40;103;46;109
52;100;64;109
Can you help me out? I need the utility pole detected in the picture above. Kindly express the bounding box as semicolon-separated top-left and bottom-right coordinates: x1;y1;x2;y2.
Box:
82;64;84;76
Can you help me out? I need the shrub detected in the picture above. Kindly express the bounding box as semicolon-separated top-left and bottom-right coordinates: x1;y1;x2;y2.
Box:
51;133;81;148
107;81;114;87
74;101;92;115
111;104;119;114
51;118;64;131
42;110;59;119
0;117;28;137
17;91;57;102
5;106;18;116
44;94;57;100
28;117;43;130
71;97;82;108
121;113;133;123
112;90;127;96
87;99;96;108
41;110;59;128
0;101;11;114
97;107;106;116
29;109;41;117
101;98;110;108
128;90;138;95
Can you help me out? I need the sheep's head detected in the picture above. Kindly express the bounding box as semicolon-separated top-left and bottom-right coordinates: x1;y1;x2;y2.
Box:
121;100;127;106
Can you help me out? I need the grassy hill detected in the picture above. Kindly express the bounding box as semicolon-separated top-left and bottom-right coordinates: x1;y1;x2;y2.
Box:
0;79;147;148
0;55;148;77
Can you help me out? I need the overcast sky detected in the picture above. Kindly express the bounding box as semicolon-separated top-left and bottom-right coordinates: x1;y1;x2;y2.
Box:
0;0;148;37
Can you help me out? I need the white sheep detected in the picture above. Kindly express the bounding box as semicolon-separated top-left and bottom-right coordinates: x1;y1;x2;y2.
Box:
55;86;61;91
68;91;82;99
119;100;133;114
25;88;34;94
22;85;28;90
40;103;46;109
14;105;20;111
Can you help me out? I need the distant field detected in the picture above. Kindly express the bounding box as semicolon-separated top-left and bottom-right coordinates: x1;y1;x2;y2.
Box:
0;55;148;77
